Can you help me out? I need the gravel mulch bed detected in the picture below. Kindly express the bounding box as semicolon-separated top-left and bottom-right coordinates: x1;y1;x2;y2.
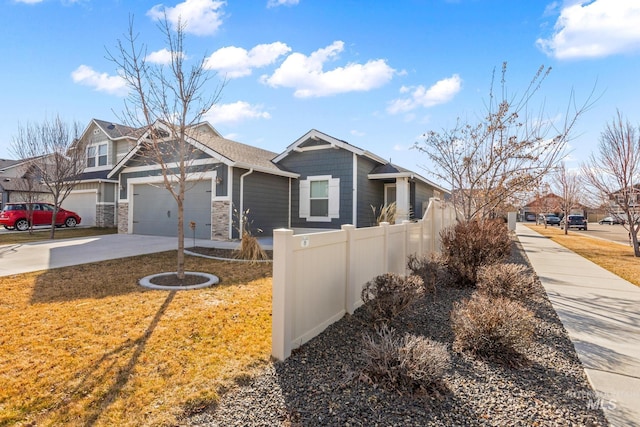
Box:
184;238;608;426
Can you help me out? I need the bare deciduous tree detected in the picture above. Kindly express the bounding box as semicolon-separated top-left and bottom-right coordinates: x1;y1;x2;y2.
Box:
109;16;225;279
582;111;640;256
11;116;84;238
415;63;594;221
553;163;583;235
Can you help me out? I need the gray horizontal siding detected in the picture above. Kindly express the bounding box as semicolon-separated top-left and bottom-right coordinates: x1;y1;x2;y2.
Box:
231;168;289;239
279;148;354;229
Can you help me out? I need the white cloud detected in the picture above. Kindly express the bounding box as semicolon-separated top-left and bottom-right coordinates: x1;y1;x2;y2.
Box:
350;130;365;137
204;101;271;124
537;0;640;59
146;48;186;65
71;65;128;96
147;0;226;36
14;0;44;3
204;42;291;78
267;0;299;7
260;41;395;97
387;74;462;114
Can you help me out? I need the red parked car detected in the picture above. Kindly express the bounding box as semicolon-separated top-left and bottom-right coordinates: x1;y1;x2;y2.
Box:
0;202;81;231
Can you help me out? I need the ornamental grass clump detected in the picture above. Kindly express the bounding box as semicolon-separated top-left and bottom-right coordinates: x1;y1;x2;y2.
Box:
476;262;537;301
361;324;451;395
451;292;534;366
233;207;268;262
361;273;424;322
440;219;511;287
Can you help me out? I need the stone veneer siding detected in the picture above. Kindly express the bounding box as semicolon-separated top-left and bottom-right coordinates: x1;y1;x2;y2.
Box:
118;203;129;234
211;200;230;240
96;204;116;228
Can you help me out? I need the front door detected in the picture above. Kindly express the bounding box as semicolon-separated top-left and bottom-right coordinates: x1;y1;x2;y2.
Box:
384;184;396;207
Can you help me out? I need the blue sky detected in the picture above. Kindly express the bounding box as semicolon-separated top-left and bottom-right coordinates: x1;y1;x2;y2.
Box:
1;0;640;186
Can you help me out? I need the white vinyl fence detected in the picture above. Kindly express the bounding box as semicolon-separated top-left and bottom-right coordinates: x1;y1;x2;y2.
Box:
272;198;457;360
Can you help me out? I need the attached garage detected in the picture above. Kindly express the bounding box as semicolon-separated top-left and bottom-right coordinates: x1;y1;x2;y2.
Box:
131;180;212;239
64;191;97;227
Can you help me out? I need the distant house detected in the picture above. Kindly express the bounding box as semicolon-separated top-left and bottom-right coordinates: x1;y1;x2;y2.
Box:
607;184;640;222
521;193;564;220
521;192;587;221
65;119;138;227
0;157;53;208
104;124;449;240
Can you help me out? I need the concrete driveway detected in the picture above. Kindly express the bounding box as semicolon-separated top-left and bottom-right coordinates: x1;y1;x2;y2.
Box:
0;234;206;277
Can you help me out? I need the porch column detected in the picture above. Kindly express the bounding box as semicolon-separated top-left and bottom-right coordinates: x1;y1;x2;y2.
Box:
395;177;410;223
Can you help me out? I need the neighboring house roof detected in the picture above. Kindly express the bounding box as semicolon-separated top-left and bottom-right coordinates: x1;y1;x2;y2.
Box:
0;159;20;170
523;193;564;209
93;119;137;140
77;118;139;143
73;170;117;182
0;178;49;192
0;155;51;173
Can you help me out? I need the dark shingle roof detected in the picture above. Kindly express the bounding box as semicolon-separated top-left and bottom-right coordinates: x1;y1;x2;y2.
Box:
93;119;137;139
0;159;20;170
193;131;285;173
0;178;49;192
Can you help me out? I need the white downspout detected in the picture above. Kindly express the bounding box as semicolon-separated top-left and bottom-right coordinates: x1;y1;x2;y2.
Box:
239;168;254;238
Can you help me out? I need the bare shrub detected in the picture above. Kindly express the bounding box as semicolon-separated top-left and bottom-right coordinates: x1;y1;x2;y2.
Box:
451;292;534;366
407;253;444;296
440;219;511;287
476;263;536;300
361;273;424;322
361;324;451;394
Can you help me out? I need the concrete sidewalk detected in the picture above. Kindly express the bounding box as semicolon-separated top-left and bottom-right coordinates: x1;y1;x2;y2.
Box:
516;223;640;427
0;234;272;277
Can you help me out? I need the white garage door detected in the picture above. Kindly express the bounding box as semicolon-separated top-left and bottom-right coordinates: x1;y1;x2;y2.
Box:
132;180;212;239
63;191;97;227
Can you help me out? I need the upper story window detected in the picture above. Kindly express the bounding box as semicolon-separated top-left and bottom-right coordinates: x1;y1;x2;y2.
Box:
299;175;340;222
87;144;107;168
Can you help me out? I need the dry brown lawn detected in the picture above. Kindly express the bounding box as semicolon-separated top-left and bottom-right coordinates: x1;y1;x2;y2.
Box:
0;251;272;426
525;224;640;287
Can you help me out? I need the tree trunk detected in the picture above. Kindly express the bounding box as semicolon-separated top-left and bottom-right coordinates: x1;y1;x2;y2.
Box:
176;195;185;280
49;205;58;239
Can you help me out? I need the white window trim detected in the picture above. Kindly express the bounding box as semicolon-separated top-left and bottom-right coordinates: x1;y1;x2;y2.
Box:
86;142;109;170
299;175;340;222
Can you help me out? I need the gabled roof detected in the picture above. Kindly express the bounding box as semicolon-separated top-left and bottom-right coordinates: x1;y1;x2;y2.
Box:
108;121;298;179
92;119;138;140
274;129;449;194
273;129;388;165
76;119;139;146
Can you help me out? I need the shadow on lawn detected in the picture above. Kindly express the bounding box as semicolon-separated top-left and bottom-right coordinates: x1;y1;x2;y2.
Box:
29;261;146;303
57;291;175;426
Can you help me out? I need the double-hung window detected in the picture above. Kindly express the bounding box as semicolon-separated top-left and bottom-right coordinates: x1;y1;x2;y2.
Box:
87;144;108;168
299;175;340;222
